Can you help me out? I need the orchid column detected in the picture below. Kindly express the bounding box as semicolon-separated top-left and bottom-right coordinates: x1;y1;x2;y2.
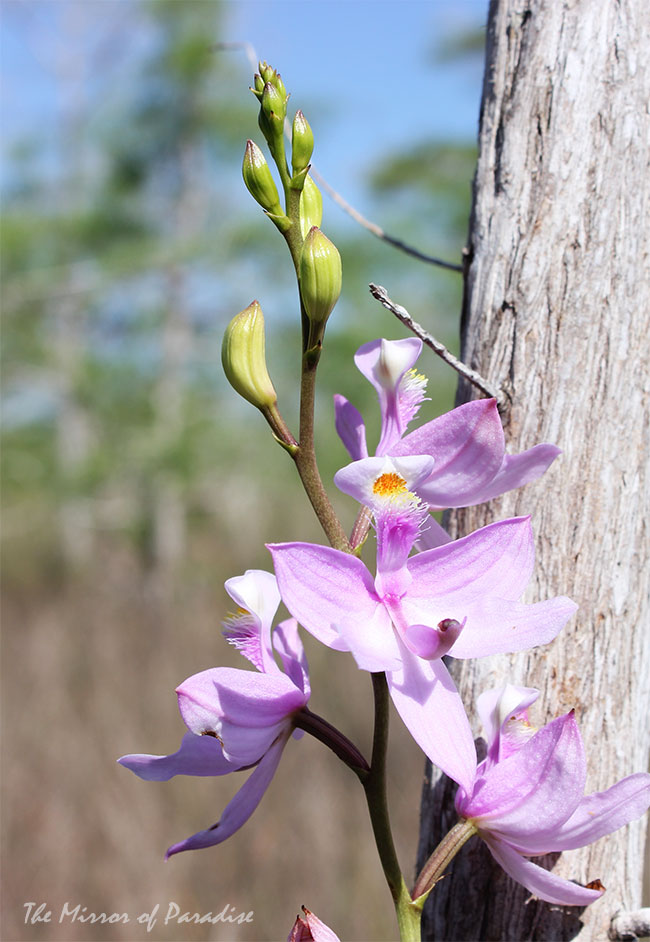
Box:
418;2;650;939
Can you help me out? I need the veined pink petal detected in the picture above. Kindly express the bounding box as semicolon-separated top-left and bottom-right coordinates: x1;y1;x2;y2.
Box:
469;444;562;504
448;595;578;659
333;394;368;461
458;713;585;834
393;399;504;507
268;542;379;649
118;732;236;781
483;835;605;905
387;650;476;793
272;618;310;697
508;772;650;855
165;731;289;858
407;517;536;604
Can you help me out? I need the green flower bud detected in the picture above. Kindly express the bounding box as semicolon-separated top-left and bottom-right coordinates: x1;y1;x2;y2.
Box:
222;301;277;409
291;110;314;175
261;81;286;123
259;60;274;84
299;175;323;238
252;72;264;98
299;227;342;328
242;140;283;215
258;61;286;99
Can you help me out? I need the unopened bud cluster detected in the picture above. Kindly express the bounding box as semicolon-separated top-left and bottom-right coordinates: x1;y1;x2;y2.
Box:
231;62;342;418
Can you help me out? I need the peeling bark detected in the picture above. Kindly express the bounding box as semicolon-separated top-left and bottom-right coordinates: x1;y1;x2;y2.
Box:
418;1;650;939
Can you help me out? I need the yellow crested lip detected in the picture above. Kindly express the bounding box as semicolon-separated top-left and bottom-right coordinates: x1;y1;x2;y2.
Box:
372;471;409;498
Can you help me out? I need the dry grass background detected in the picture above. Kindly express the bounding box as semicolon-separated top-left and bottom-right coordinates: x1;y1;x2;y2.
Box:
2;497;427;942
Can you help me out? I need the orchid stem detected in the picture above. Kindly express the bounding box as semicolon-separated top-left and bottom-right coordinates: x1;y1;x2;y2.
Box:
363;673;423;940
293;346;351;552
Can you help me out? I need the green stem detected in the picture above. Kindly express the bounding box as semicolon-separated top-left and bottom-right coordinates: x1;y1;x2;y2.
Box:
412;819;477;900
363;673;422;940
293;347;351;552
262;402;298;452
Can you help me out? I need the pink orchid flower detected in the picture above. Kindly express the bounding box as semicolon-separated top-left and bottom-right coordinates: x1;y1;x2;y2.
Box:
288;906;341;942
268;458;576;793
334;338;560;547
455;685;650;904
118;569;309;857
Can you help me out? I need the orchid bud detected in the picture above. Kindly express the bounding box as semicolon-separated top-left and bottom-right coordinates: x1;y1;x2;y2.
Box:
242;140;284;216
257;62;287;101
299;227;342;328
291;110;314;175
222;301;277;409
288;907;340;942
299;175;323;238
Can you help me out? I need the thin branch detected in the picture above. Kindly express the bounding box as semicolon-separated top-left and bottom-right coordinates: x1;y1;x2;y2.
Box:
215;42;463;273
368;283;506;406
309;167;463;273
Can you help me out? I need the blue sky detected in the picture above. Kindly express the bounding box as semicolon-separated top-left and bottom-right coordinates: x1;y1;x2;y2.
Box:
1;0;487;207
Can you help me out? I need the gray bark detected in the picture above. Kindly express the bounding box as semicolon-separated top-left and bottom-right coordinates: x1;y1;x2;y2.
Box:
418;1;650;939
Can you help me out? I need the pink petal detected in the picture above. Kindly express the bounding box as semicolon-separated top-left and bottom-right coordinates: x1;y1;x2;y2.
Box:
333;394;368;461
118;732;236;781
416;516;452;550
267;542;379;649
470;444;562;504
449;595;578;659
176;668;304;765
393;399;504;508
355;338;423;454
458;713;585;837
510;772;650;855
335;604;401;672
387;650;476;793
483;835;605;905
476;685;539;765
407;517;536;604
166;732;289;858
272;618;310;697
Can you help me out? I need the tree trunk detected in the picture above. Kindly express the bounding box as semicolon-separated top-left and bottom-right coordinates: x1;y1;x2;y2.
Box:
418;1;650;939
